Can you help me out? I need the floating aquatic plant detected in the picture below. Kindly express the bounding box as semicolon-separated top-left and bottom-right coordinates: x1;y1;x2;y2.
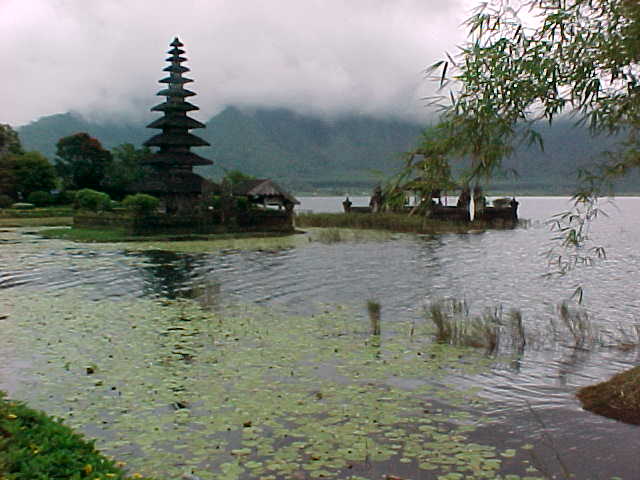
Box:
0;291;544;479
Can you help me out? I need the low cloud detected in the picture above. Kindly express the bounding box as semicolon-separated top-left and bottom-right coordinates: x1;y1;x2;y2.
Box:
2;0;472;126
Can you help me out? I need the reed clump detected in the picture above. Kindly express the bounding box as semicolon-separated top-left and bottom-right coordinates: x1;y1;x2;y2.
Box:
508;308;527;353
427;299;502;354
549;303;640;352
367;300;381;336
314;228;343;243
552;302;599;349
426;299;528;355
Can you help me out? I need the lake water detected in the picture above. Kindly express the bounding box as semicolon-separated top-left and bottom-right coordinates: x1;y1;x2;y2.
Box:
1;196;639;479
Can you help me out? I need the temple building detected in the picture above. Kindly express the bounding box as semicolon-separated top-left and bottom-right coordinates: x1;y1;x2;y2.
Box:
136;37;213;214
95;36;300;234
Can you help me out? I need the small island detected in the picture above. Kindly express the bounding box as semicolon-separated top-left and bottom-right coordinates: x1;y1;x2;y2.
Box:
74;37;298;239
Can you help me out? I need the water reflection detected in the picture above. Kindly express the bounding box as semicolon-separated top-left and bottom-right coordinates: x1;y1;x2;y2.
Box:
557;346;594;386
413;234;445;272
130;250;221;307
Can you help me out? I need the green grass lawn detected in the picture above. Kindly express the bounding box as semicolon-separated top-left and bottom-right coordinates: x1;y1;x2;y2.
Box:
0;206;74;227
295;212;475;234
40;227;133;242
0;217;72;227
0;206;74;218
40;226;301;244
0;391;152;480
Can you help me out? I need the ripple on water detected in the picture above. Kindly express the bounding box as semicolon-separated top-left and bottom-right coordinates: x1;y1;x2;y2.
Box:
2;199;640;477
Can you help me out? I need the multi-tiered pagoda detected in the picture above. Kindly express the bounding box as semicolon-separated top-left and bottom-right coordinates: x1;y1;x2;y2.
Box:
138;37;213;214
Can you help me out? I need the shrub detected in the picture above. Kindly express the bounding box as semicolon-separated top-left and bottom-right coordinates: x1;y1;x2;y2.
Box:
55;190;76;205
122;193;160;216
26;190;54;206
209;195;222;210
235;196;251;212
0;194;14;208
74;189;111;212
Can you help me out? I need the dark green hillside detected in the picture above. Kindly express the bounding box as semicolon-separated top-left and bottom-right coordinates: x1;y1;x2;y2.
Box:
488;122;640;194
17;112;149;160
196;107;423;191
17;108;423;192
201;107;307;181
15;108;640;194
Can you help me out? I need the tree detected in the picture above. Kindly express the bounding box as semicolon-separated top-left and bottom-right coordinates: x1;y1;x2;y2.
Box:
0;155;17;199
0;151;57;200
0;124;23;157
74;189;112;212
122;193;160;216
55;133;112;191
387;125;460;211
430;0;640;176
223;169;256;186
12;151;57;198
103;143;150;199
0;124;23;198
428;0;640;271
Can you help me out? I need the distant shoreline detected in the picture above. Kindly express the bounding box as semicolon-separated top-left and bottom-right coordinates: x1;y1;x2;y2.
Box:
294;191;640;198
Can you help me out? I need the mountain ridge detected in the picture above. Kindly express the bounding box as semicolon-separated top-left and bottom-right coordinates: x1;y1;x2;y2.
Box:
15;107;640;194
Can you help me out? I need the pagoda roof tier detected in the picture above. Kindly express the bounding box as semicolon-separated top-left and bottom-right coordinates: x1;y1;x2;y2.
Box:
156;87;196;98
159;76;193;84
140;151;213;167
146;115;206;129
163;64;190;74
151;101;199;112
143;132;210;148
131;170;210;194
142;37;214;176
171;38;184;47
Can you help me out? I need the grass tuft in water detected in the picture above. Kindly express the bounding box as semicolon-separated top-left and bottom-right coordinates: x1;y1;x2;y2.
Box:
314;228;343;243
508;308;527;353
367;300;381;336
425;300;532;356
554;302;598;349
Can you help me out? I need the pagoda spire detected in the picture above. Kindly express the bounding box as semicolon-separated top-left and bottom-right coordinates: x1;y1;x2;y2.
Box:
143;37;212;167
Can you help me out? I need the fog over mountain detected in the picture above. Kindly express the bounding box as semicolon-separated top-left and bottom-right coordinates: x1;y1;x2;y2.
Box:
18;108;640;194
2;0;477;127
11;0;638;194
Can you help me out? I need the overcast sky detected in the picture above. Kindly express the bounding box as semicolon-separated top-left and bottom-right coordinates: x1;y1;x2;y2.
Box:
2;0;480;126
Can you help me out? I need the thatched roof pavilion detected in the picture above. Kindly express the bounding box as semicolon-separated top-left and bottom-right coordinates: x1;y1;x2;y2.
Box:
232;179;299;209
